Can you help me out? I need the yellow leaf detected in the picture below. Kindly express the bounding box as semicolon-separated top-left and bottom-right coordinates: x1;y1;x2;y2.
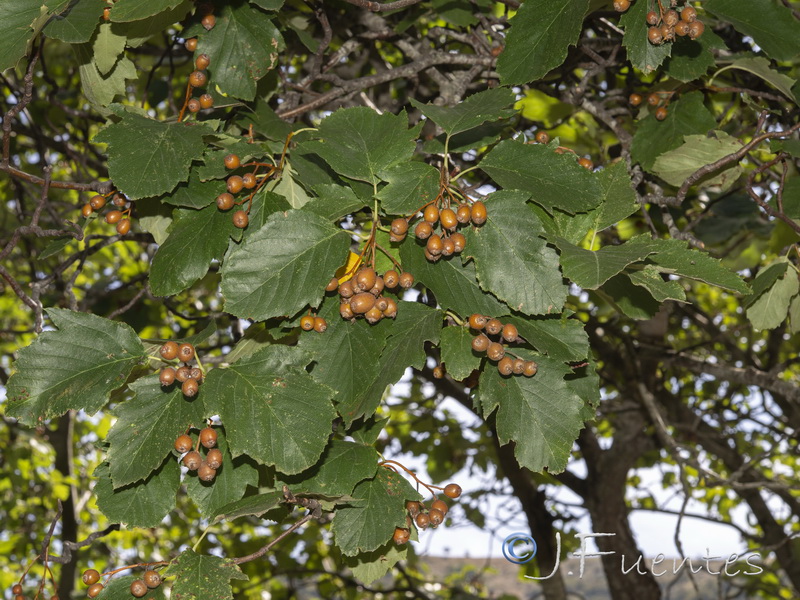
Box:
335;251;362;283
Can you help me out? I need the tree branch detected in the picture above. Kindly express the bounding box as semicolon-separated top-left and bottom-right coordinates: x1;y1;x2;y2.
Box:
341;0;424;12
277;52;494;119
675;120;800;204
232;486;322;565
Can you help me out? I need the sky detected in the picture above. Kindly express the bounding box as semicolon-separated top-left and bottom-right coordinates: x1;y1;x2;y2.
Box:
390;392;754;563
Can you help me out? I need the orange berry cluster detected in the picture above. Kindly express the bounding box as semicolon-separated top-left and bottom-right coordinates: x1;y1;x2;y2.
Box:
183;45;214;115
469;314;538;377
82;567;163;599
396;200;484;262
629;90;672;120
216;153;274;229
647;4;703;44
332;266;413;324
9;583;36;600
158;341;204;398
393;483;462;545
176;426;223;482
300;314;328;333
81;192;132;235
613;1;703;44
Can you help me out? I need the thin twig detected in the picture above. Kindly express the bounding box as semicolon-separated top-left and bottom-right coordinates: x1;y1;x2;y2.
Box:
341;0;423;12
675;120;800;204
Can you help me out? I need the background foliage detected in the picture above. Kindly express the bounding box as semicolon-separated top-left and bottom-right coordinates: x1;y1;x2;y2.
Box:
1;0;799;599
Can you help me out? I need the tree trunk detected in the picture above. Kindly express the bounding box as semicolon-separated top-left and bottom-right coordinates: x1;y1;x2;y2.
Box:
493;435;569;600
49;413;77;597
579;422;662;600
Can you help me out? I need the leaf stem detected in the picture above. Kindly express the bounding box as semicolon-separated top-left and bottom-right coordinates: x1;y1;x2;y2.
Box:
192;522;214;552
450;164;480;182
444;310;465;326
378;459;439;496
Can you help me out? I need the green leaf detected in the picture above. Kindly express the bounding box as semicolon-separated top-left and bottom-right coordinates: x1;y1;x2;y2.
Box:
0;1;45;72
789;293;800;334
744;260;789;305
75;45;137;108
497;0;588;85
704;0;800;63
117;0;192;47
220;209;350;321
712;56;797;103
430;0;490;27
664;30;726;83
627;236;750;293
93;23;126;75
161;168;224;208
398;239;510;318
298;301;390;416
477;357;585;473
771;139;800;159
106;376;205;488
273;163;313;209
150;204;240;297
555;237;656;289
335;303;442;425
213;490;284;522
599;273;662;320
332;468;421;556
377;162;440;215
568;361;600;421
194;4;283;101
532;205;594;246
746;267;799;330
620;0;672;73
234;99;293;141
39;235;74;259
480;140;602;214
109;0;183;22
44;0;98;43
305;184;368;221
591;161;640;232
283;440;378;497
304;108;417;185
202;346;336;474
196;144;262;182
171;549;248;600
410;88;516;137
652;132;743;189
782;177;800;219
345;542;408;585
6;309;145;425
186;428;259;519
94;460;179;528
244;190;292;232
467;192;567;315
95;575;166;600
627;266;687;302
630;92;717;172
422;119;510;154
349;416;388;446
93;111;209;199
507;315;589;362
250;0;284;11
440;325;481;381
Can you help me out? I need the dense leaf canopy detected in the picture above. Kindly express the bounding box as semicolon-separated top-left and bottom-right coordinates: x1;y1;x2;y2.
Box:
1;1;799;599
